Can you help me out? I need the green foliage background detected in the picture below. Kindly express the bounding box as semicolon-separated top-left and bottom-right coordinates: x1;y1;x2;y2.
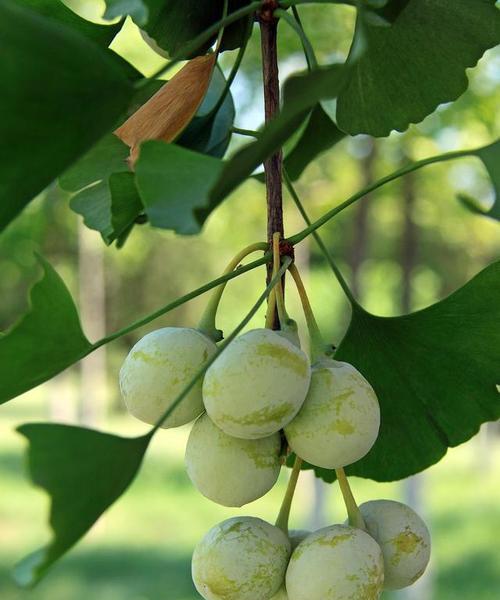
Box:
0;0;499;598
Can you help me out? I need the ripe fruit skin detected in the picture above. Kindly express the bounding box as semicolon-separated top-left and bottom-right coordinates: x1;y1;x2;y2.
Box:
270;587;289;599
284;359;380;469
185;413;282;507
203;328;311;439
358;500;431;590
192;516;291;600
120;327;216;428
286;524;384;600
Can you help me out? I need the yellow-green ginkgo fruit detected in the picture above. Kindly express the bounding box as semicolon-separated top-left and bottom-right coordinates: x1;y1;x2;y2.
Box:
192;516;291;600
358;500;431;590
203;328;311;439
286;524;384;600
185;413;282;507
120;327;216;428
285;359;380;469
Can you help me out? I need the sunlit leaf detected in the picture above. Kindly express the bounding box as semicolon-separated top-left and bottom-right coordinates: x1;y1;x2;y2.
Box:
0;257;93;405
314;261;500;483
14;424;151;587
337;0;500;136
0;0;134;231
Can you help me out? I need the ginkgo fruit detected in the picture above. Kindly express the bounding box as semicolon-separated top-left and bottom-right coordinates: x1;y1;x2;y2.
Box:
192;516;291;600
270;587;289;600
286;524;384;600
358;499;431;590
203;328;311;439
185;413;282;507
120;327;216;428
285;359;380;469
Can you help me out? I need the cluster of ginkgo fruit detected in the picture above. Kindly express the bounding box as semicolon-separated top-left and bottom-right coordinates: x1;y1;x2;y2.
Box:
119;239;431;600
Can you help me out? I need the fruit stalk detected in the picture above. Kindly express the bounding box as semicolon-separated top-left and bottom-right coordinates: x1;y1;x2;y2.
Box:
275;455;303;535
336;467;367;531
260;2;284;329
198;241;268;340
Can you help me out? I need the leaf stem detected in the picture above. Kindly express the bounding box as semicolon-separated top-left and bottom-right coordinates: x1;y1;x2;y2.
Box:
150;256;293;433
288;149;475;246
284;169;357;306
208;15;253;119
215;0;230;53
274;8;318;69
231;126;260;138
94;253;270;349
198;242;268;340
136;1;262;87
288;263;327;362
336;467;366;531
275;456;303;535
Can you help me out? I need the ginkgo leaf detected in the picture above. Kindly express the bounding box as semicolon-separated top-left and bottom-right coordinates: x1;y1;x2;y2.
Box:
313;260;500;483
0;257;93;405
14;424;151;587
115;54;217;165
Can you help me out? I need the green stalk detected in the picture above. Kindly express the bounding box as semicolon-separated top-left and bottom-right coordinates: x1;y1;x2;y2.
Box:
284;169;357;306
231;127;260;138
288;149;475;246
336;467;366;531
198;242;268;341
288;263;327;363
94;253;269;350
275;456;303;535
274;8;318;69
207;14;253;120
149;256;293;433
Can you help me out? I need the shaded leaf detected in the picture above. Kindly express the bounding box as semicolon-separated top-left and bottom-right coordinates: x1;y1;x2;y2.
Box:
210;65;348;204
284;104;345;181
14;424;151;587
177;65;236;159
115;54;217;165
60;134;130;192
314;261;500;483
135;141;224;234
337;0;500;136
109;172;145;240
17;0;123;47
60;134;135;244
458;140;500;221
0;0;134;231
0;257;92;405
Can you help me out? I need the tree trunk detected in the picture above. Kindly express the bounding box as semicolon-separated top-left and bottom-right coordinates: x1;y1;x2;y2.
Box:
78;222;107;427
350;138;377;298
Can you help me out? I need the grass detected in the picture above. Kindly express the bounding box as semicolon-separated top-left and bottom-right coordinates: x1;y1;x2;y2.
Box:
0;390;499;600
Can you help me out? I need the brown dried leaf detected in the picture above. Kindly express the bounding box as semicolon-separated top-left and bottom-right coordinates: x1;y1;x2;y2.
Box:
115;54;216;166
